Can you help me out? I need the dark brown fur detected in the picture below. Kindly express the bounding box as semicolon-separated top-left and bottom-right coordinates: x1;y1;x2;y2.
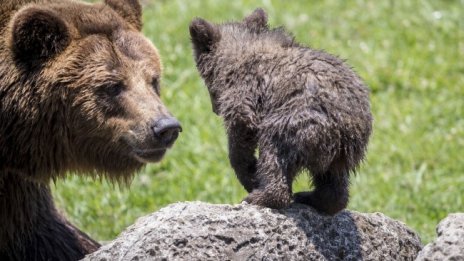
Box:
190;9;372;214
0;0;180;260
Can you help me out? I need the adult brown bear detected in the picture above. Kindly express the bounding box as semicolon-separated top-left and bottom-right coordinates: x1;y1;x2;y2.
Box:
0;0;181;260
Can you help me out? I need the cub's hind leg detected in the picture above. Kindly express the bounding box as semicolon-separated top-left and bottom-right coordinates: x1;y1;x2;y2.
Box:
294;171;349;215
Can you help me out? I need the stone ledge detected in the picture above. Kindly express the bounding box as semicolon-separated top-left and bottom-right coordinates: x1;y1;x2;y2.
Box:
416;213;464;261
84;202;422;260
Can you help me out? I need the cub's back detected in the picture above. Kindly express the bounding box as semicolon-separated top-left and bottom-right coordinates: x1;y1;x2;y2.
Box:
253;46;370;120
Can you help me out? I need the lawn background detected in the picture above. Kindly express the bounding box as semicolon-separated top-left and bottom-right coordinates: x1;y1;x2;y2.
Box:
54;0;463;244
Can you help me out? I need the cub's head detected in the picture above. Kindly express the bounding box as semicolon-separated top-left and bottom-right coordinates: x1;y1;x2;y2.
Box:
7;0;181;180
189;8;295;115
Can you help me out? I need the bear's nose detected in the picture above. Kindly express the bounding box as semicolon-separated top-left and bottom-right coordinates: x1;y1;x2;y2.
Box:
152;117;182;146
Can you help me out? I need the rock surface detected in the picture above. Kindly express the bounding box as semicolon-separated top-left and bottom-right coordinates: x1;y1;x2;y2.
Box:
84;202;422;261
416;213;464;261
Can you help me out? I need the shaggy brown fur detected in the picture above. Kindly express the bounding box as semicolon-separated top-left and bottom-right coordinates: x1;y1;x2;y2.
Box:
0;0;181;260
190;9;372;214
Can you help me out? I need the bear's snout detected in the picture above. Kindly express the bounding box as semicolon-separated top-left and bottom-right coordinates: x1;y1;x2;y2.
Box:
152;117;182;147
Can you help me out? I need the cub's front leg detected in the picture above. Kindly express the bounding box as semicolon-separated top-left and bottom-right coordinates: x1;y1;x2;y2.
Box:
242;140;294;209
227;123;258;193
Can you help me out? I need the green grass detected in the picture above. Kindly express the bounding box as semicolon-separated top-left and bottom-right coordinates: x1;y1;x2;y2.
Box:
53;0;463;244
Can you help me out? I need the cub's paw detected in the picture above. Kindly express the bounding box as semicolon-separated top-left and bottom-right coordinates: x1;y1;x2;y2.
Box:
294;191;316;205
243;189;292;209
294;191;345;216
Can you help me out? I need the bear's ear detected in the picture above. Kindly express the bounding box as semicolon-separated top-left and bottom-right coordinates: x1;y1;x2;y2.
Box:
105;0;142;31
11;6;71;66
243;8;268;31
189;18;221;60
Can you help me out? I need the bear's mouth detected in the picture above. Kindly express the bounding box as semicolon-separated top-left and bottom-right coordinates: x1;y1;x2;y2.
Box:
132;148;167;163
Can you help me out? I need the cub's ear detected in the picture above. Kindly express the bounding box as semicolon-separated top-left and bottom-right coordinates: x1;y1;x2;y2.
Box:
10;6;70;66
189;18;221;60
243;8;268;31
105;0;142;31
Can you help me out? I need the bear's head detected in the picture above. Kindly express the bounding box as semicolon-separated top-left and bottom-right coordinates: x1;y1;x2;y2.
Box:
189;8;296;115
2;0;181;181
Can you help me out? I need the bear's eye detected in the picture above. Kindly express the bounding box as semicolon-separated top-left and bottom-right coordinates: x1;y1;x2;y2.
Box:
105;82;124;97
151;77;160;96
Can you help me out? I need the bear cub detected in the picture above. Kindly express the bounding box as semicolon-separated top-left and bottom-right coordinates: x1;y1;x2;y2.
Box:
190;9;372;215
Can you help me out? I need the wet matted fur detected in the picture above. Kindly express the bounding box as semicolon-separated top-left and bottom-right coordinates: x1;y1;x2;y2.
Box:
190;9;372;214
0;0;179;260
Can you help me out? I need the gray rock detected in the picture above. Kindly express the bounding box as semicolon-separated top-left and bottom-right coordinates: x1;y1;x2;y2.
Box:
416;213;464;261
84;202;422;261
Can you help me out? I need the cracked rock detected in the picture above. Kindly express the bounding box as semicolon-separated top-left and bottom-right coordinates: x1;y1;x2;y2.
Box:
83;202;422;260
416;213;464;261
